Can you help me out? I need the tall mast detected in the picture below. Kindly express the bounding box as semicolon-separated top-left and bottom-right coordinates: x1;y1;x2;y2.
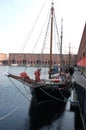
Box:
49;2;54;78
60;19;63;75
69;43;71;67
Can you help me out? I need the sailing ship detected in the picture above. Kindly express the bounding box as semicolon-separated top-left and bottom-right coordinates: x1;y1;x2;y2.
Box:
6;1;72;105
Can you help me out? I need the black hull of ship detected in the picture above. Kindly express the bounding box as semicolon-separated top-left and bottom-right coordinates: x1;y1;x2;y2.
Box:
29;98;66;130
30;82;71;105
6;73;71;105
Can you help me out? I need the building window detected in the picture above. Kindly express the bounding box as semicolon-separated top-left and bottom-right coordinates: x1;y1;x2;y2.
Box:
83;52;85;57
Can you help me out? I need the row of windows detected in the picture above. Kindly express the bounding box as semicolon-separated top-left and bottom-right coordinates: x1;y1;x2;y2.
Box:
9;60;57;65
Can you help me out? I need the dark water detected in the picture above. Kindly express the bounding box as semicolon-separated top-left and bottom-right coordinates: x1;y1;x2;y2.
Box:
0;66;84;130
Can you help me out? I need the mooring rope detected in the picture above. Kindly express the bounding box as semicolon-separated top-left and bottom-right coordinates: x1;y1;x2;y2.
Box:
0;94;22;109
8;77;31;102
39;87;67;102
23;84;32;98
8;74;71;103
0;99;26;121
56;87;68;100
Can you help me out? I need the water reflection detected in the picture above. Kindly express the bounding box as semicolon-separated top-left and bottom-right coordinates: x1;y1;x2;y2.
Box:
0;66;84;130
29;99;66;130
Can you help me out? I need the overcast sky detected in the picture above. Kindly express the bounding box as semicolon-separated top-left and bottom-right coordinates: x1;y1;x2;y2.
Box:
0;0;86;54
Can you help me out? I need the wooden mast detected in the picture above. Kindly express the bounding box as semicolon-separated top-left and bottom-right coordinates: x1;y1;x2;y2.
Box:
49;1;54;78
60;19;63;75
69;43;71;67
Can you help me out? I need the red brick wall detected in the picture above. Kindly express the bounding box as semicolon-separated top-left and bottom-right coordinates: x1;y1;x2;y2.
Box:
77;23;86;65
8;53;77;66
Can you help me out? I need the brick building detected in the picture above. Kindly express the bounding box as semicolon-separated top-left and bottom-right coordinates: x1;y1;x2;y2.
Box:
77;23;86;64
77;23;86;76
0;53;7;64
8;53;77;66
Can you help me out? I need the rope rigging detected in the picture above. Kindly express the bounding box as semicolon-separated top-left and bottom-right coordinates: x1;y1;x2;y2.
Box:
19;2;45;53
0;74;32;121
8;77;31;102
6;73;71;103
54;13;60;53
41;14;51;54
31;2;61;56
4;1;72;109
32;11;50;53
39;87;69;103
40;7;61;57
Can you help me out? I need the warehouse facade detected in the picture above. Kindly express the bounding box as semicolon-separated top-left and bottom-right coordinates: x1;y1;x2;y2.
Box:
8;53;77;67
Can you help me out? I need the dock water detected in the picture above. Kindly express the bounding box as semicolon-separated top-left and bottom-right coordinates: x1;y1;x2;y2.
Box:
0;66;85;130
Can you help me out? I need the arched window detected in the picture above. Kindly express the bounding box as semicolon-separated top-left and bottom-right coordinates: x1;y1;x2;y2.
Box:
83;52;85;57
12;59;16;64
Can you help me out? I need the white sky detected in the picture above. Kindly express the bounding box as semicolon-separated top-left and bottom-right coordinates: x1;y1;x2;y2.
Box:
0;0;86;54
